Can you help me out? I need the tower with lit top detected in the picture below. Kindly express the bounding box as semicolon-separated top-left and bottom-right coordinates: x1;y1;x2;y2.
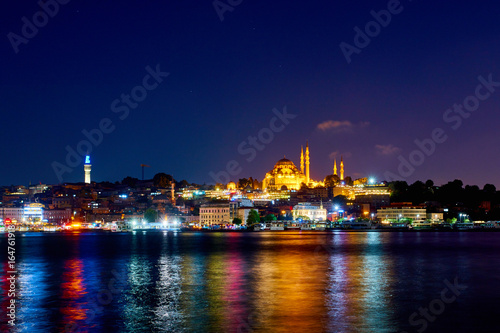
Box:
333;158;337;176
84;155;91;184
305;141;310;184
300;146;304;173
340;156;344;181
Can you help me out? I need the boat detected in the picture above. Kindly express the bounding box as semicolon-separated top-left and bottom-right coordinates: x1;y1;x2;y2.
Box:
411;222;433;230
474;221;500;229
341;221;372;230
379;221;408;230
314;223;327;231
270;222;285;231
454;222;474;230
286;222;301;230
300;223;312;231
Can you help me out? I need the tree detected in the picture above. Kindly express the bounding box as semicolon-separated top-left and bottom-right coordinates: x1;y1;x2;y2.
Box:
122;176;139;188
238;178;252;190
408;180;426;204
484;184;496;194
324;174;340;187
264;214;277;221
388;181;409;202
153;173;173;188
232;218;242;225
177;179;190;188
246;209;260;225
144;208;158;222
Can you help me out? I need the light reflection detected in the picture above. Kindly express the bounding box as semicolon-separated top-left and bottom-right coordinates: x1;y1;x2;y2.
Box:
60;259;87;325
179;248;210;331
222;233;250;332
122;232;154;331
152;233;183;331
16;259;51;332
251;232;330;332
0;262;14;332
361;232;396;332
205;236;229;330
327;232;396;332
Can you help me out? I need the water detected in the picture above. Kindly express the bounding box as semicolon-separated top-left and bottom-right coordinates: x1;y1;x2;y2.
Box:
1;231;499;332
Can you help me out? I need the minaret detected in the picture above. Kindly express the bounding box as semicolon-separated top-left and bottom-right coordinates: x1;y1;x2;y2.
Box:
171;182;176;205
340;156;344;181
84;155;91;184
300;146;304;173
305;141;310;184
333;158;337;176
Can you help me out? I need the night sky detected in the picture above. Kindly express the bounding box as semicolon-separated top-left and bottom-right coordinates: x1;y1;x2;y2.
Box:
2;0;500;187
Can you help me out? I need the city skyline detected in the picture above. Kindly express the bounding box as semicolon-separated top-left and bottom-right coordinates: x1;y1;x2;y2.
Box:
2;1;500;187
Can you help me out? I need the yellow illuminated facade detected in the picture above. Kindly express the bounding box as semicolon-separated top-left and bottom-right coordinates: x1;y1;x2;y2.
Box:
262;143;323;191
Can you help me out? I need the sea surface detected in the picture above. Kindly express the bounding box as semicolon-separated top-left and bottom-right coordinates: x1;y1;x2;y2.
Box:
1;230;499;333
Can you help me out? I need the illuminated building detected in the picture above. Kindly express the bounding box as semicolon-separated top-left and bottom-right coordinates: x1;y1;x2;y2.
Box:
230;197;254;223
333;185;355;200
84;155;91;184
377;203;426;223
0;207;23;223
353;184;391;209
24;203;44;222
427;212;444;222
227;182;236;190
292;202;327;221
200;203;230;225
262;142;323;190
44;208;72;224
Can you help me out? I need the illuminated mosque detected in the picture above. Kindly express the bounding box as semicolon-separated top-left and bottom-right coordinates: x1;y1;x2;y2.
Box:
262;142;335;191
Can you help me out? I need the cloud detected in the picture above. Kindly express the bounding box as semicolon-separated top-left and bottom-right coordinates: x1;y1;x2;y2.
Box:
317;120;369;133
375;144;401;155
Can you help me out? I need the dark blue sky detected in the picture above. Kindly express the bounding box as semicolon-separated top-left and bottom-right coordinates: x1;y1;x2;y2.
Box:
2;0;500;187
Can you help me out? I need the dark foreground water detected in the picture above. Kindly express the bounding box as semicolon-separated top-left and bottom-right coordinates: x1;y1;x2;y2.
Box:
1;231;500;333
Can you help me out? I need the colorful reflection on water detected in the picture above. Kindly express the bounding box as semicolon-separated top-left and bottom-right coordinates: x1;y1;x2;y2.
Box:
1;231;500;332
60;258;88;328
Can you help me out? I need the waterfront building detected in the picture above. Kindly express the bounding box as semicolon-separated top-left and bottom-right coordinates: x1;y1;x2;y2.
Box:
24;203;44;222
44;208;72;224
427;212;444;222
200;203;230;225
377;203;426;223
229;197;254;223
0;207;23;222
292;202;327;221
